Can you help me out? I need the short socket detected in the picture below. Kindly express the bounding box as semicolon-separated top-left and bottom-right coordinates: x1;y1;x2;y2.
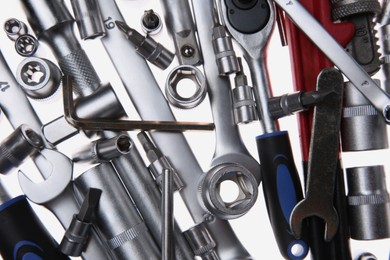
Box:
346;166;390;240
165;65;207;109
0;125;44;175
212;25;239;75
141;9;162;35
4;18;28;41
232;85;257;124
15;34;39;57
341;81;389;151
198;163;258;219
17;57;62;99
183;223;219;260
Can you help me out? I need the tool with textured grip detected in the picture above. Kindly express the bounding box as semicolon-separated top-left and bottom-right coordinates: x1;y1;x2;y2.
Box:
21;0;101;96
0;195;69;260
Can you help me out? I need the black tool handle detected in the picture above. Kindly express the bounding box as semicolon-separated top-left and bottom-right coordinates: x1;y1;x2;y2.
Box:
256;131;308;260
0;195;69;260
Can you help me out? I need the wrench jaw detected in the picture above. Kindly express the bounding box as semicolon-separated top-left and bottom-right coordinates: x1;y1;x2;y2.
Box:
18;149;73;204
290;199;339;241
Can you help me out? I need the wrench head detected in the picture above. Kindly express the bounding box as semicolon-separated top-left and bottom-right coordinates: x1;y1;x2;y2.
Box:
18;149;72;204
290;198;339;241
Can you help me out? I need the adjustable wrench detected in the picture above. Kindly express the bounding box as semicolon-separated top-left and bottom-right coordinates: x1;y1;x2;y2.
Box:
18;149;110;260
273;0;390;124
290;68;344;241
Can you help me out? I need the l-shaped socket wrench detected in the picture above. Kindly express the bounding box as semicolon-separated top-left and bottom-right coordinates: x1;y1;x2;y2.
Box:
95;0;253;258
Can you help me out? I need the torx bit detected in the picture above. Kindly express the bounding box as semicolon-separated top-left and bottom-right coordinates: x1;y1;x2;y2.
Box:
268;89;331;119
115;20;174;70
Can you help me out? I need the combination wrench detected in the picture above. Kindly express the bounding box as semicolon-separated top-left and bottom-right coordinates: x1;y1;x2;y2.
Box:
95;0;253;258
290;68;344;241
18;149;110;259
273;0;390;124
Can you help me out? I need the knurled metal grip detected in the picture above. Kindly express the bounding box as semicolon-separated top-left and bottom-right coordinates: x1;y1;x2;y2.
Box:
59;49;101;96
330;0;381;21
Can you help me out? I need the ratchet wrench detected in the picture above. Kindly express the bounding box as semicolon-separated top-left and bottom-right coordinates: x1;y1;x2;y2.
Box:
273;0;390;123
219;1;308;259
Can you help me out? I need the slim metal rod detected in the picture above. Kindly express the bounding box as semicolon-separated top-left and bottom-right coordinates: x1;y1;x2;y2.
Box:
162;168;174;260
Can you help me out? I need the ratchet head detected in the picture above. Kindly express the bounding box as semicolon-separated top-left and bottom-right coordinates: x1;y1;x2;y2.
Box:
18;149;72;204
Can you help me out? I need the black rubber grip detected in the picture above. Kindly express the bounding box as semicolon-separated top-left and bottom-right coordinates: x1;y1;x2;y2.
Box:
256;131;308;260
59;49;101;96
0;196;69;260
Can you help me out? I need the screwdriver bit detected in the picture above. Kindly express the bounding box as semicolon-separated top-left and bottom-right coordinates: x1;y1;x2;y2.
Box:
268;89;331;119
115;20;174;70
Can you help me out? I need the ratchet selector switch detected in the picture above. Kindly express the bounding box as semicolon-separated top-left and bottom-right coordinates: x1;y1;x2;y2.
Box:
224;0;270;33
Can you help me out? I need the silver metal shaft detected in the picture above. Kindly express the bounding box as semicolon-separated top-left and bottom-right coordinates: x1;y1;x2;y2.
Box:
162;168;174;260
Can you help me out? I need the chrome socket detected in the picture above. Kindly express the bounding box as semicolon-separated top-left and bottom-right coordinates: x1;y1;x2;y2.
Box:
4;18;28;41
341;81;389;151
212;25;239;76
184;223;219;260
346;165;390;240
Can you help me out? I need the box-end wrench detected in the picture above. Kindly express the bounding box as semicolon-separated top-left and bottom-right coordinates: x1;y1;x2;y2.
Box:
219;1;308;259
290;68;344;242
95;0;253;258
18;149;111;260
273;0;390;124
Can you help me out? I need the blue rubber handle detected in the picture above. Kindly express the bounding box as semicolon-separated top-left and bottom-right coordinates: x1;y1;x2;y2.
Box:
256;131;309;259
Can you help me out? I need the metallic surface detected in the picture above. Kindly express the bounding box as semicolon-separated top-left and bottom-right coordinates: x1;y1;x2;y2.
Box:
74;163;161;260
70;0;106;40
63;77;215;131
165;65;207;109
116;21;174;70
199;163;258;219
162;168;174;260
137;131;185;192
18;149;109;260
73;134;132;163
191;0;261;184
346;166;390;240
220;0;277;133
380;23;390;92
0;125;43;175
159;0;201;65
273;0;390;123
232;58;257;124
183;223;219;260
141;9;162;35
21;0;101;96
355;252;378;260
15;34;39;57
96;0;253;258
110;139;194;260
16;57;62;100
59;188;101;256
341;81;389;151
4;18;28;41
42;116;79;146
212;25;239;75
290;68;344;241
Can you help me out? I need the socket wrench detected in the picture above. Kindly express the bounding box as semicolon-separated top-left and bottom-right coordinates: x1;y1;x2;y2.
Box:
95;0;253;258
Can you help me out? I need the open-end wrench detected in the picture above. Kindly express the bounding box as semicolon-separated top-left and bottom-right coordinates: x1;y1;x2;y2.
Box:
273;0;390;124
18;149;110;260
290;68;344;242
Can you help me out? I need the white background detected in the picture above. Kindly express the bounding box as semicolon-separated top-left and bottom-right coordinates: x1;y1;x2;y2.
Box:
0;0;389;259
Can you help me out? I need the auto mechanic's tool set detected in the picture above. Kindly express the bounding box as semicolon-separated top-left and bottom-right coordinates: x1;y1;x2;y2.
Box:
0;0;389;259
